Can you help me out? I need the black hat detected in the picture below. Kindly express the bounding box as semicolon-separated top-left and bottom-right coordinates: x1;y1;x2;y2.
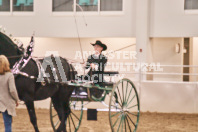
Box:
91;40;107;51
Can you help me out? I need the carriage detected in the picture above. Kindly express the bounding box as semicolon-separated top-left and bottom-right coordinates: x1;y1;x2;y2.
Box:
0;31;140;132
49;70;140;132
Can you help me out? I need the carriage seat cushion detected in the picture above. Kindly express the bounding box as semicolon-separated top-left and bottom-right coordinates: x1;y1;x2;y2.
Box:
103;71;119;76
99;81;114;87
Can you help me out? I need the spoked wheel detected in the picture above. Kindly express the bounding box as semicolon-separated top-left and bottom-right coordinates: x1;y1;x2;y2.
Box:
50;100;83;132
109;78;140;132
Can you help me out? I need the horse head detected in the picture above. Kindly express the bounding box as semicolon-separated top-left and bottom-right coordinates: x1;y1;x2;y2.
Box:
0;32;24;67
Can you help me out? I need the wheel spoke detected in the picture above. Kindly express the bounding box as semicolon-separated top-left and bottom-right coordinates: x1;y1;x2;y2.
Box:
70;112;77;130
126;111;138;117
126;86;133;105
52;113;58;118
122;81;124;104
110;111;121;118
121;116;124;132
116;86;123;105
126;114;136;127
112;115;121;127
126;95;136;107
124;116;127;132
70;111;80;121
124;81;129;103
68;115;71;132
126;115;132;132
127;104;137;110
54;120;60;128
112;94;123;108
116;116;122;132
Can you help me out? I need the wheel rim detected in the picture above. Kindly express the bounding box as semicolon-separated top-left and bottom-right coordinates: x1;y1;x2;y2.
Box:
50;100;83;132
109;78;140;132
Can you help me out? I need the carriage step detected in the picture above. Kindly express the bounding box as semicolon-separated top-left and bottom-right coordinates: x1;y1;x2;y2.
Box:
97;108;121;112
71;95;88;98
71;108;121;112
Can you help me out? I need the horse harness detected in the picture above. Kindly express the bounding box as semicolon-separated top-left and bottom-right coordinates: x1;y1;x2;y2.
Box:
12;36;37;79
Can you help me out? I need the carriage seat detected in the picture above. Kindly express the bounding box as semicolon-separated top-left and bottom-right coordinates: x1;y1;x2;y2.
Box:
103;71;119;76
100;71;119;86
99;81;114;87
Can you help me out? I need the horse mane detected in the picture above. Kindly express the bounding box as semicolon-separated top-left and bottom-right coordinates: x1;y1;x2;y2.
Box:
0;31;24;55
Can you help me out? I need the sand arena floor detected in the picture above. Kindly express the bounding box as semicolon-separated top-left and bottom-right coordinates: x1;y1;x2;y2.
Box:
0;109;198;132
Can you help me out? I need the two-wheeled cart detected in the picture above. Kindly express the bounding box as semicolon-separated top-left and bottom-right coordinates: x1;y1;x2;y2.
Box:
50;71;140;132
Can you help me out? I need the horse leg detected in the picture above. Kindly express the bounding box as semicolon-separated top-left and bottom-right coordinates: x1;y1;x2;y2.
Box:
51;96;63;127
25;101;39;132
52;100;70;132
52;96;67;132
57;101;70;132
63;101;71;132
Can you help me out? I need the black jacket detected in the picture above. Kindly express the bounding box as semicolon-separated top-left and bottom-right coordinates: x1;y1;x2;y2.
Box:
85;54;107;83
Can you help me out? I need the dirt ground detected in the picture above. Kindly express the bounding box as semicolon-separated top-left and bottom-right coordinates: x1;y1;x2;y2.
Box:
0;109;198;132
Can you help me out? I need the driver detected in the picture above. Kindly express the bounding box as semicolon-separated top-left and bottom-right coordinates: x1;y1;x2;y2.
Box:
78;40;108;96
84;40;107;83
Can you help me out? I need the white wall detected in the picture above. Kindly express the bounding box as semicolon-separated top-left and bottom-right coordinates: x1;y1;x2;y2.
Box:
0;0;135;38
1;0;198;38
149;38;183;81
140;82;198;113
190;37;198;81
150;0;198;37
192;38;198;67
18;37;136;57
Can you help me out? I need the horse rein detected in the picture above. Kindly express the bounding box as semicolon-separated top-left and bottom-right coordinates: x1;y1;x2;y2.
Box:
7;55;23;59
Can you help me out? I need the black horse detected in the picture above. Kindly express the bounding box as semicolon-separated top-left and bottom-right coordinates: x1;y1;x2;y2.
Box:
0;32;76;132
